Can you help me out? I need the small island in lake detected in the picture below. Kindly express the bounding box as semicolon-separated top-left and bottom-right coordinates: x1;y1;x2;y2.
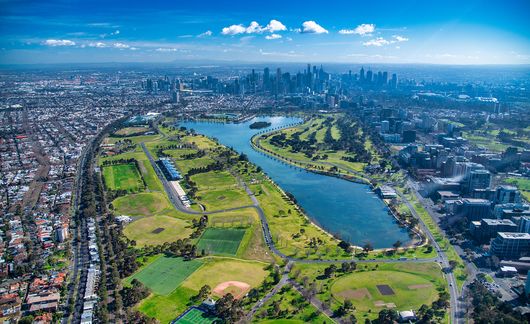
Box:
249;121;272;129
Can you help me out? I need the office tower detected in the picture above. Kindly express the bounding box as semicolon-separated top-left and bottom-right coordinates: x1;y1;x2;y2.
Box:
390;73;398;89
360;67;365;83
263;67;270;91
468;170;491;192
382;71;388;85
366;70;373;84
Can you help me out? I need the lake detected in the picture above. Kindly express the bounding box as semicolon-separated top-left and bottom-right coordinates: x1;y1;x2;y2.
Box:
179;116;410;248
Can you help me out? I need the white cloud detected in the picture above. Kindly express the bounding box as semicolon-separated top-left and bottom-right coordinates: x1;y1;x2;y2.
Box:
113;42;130;49
266;19;287;32
339;23;375;36
362;35;408;47
363;37;390;47
112;30;120;35
245;21;263;34
222;20;288;35
43;39;76;46
156;48;178;52
265;34;282;40
88;42;106;48
300;21;328;34
197;30;212;37
393;35;408;42
222;24;247;35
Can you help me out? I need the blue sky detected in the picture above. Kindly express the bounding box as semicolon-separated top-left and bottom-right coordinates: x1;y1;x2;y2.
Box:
1;0;529;65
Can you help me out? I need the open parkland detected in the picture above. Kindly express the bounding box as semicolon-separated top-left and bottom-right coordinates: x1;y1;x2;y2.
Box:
97;116;449;323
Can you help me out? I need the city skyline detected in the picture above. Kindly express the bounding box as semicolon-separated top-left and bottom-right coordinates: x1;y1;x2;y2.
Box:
1;0;530;65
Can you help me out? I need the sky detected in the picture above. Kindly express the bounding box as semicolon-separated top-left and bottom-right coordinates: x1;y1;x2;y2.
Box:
0;0;529;65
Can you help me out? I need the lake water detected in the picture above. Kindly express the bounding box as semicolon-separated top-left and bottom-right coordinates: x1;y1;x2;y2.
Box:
179;116;410;248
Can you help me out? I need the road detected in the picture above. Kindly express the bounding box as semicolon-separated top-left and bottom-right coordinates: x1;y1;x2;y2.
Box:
397;181;462;324
141;140;452;323
141;142;437;264
64;136;94;324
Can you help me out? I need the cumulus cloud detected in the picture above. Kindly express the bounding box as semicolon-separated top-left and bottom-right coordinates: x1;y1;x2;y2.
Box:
265;34;282;40
393;35;409;42
339;23;375;36
266;19;287;32
197;30;212;37
221;24;247;35
43;39;76;46
300;21;328;34
363;35;409;47
221;19;287;35
88;42;106;48
363;37;390;47
113;42;130;49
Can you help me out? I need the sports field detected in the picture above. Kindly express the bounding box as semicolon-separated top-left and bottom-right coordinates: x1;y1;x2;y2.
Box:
191;170;237;189
112;192;172;217
197;228;246;255
138;258;269;322
330;264;442;313
114;126;149;136
126;256;203;295
174;307;218;324
195;189;252;210
102;163;144;192
123;215;193;246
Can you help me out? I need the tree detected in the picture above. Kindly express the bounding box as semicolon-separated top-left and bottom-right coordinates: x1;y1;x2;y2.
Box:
324;264;337;278
392;240;402;251
248;288;259;301
377;309;398;323
363;242;374;253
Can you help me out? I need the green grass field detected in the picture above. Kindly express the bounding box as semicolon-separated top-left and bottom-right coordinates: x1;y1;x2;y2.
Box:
102;163;144;192
191;170;238;189
123;215;193;246
195;188;253;211
291;262;446;321
114;126;150;136
181;258;269;293
138;257;269;323
197;228;247;255
99;151;162;191
112;192;174;217
126;256;203;295
330;269;439;312
174;307;218;324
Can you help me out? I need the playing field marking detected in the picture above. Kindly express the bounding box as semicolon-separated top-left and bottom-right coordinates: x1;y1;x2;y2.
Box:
376;284;395;296
212;281;251;299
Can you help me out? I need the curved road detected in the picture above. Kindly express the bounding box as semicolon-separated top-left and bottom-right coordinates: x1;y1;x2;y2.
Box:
141;142;437;265
142;136;461;322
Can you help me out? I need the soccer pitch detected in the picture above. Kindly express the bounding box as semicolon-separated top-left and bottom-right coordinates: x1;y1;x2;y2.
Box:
126;256;203;295
102;163;144;192
197;228;246;255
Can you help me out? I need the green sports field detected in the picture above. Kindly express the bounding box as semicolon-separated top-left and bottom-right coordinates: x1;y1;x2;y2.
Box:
174;307;218;324
102;163;144;192
197;228;246;255
125;256;203;295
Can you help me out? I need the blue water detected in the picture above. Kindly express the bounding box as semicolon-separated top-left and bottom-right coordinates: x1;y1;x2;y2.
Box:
179;116;410;248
